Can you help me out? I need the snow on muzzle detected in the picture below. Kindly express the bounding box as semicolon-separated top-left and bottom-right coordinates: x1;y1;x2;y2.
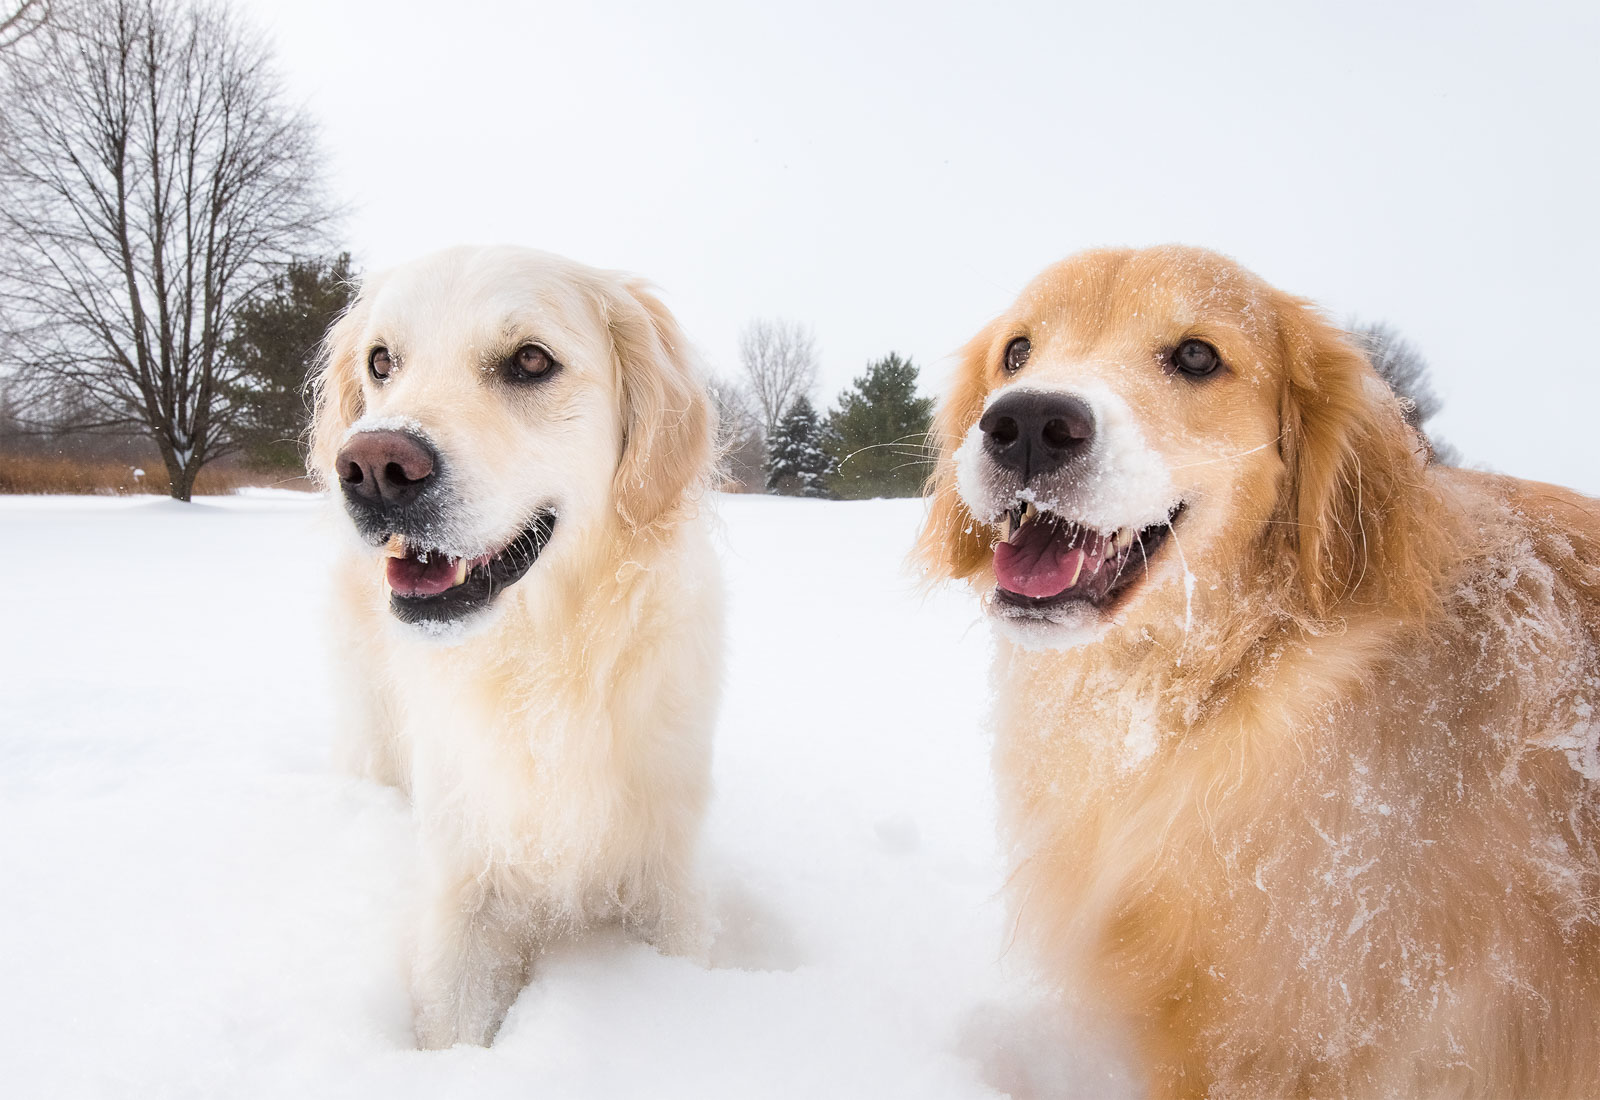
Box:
384;511;557;625
993;501;1184;607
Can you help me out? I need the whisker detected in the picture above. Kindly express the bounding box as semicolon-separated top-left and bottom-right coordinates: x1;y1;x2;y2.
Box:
1167;433;1285;472
1166;518;1196;664
834;436;937;472
1109;536;1130;589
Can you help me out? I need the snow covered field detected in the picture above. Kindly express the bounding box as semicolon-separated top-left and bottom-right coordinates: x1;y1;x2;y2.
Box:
0;492;1137;1099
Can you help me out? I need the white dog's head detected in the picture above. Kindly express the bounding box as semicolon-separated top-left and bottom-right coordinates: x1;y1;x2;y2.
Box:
308;245;713;632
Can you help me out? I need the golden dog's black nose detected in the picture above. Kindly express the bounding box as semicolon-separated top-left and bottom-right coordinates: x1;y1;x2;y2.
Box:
336;430;437;508
980;391;1095;484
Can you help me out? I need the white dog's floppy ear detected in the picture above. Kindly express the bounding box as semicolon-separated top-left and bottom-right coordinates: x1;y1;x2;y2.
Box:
606;280;715;533
306;295;369;486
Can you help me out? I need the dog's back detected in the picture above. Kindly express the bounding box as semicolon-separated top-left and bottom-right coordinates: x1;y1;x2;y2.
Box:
1197;466;1600;1097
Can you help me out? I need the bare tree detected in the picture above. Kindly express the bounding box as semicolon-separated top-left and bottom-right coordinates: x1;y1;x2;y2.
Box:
738;318;819;440
0;0;51;50
705;373;765;491
0;0;333;499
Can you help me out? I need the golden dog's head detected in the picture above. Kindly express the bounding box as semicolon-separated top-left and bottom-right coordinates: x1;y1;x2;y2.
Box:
308;245;712;633
916;246;1434;650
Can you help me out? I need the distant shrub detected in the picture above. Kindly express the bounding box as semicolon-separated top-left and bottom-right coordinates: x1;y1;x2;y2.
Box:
0;452;312;495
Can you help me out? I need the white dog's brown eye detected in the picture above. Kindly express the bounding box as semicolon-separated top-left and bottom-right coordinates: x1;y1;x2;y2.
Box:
368;347;393;381
1173;339;1221;377
506;343;559;383
1004;337;1031;373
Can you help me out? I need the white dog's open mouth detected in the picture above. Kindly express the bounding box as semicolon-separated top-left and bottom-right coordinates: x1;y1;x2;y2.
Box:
384;511;557;624
993;501;1185;611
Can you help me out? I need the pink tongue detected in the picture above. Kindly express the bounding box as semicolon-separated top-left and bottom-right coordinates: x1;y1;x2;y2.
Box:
994;522;1102;599
387;553;459;598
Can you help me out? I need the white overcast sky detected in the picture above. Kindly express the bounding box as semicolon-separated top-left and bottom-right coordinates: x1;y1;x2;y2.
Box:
238;0;1600;491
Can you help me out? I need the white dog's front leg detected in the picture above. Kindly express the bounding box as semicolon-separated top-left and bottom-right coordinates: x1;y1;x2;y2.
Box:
621;827;712;961
326;569;411;793
334;684;409;793
412;873;535;1049
625;878;709;958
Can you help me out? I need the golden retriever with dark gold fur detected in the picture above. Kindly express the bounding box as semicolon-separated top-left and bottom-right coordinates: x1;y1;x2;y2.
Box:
917;246;1600;1098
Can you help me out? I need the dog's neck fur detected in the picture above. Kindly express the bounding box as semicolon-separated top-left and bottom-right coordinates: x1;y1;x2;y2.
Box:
987;495;1443;978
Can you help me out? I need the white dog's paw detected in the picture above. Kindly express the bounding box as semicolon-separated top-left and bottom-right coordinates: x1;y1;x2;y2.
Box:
625;883;713;962
411;966;524;1050
410;894;534;1049
413;1000;492;1050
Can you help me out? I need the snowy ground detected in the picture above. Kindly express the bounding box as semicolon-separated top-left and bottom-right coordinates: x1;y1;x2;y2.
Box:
0;492;1137;1099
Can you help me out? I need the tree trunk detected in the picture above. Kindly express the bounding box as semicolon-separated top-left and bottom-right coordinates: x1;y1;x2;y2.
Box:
164;454;194;501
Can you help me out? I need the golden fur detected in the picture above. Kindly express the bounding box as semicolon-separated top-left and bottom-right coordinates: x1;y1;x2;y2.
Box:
308;246;720;1048
918;246;1600;1098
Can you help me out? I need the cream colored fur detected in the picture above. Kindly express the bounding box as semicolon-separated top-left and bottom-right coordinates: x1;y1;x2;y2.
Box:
919;246;1600;1098
309;246;721;1049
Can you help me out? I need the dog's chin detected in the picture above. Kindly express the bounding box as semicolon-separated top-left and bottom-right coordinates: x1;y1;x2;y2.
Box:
989;597;1116;652
981;500;1186;652
376;511;558;637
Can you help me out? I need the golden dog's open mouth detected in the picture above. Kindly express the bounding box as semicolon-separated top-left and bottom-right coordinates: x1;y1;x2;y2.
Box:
993;501;1184;610
383;511;557;625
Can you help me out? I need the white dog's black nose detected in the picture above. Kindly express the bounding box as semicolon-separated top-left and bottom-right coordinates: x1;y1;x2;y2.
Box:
336;430;437;508
980;391;1095;484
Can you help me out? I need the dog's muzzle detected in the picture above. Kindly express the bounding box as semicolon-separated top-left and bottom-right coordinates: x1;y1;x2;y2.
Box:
334;429;451;545
978;391;1096;486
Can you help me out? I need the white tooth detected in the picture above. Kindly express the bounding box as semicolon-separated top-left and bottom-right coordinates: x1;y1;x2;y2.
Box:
1067;554;1085;587
453;559;468;586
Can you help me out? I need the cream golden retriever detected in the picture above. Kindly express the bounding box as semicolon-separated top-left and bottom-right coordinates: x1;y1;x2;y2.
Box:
917;246;1600;1098
308;245;720;1049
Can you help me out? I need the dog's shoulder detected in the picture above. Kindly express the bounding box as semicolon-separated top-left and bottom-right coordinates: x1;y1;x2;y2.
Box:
1441;466;1600;553
1432;467;1600;651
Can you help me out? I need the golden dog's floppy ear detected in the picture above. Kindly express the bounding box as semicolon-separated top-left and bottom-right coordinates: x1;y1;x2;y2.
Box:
913;320;1002;583
606;280;715;533
305;296;369;487
1272;294;1438;620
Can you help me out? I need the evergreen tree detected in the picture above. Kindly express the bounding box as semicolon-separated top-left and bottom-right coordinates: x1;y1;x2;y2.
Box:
823;352;934;499
764;396;831;497
223;253;356;470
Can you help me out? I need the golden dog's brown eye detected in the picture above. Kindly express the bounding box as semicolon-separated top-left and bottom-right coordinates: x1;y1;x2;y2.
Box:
506;343;559;383
1004;337;1031;373
368;346;393;381
1173;339;1221;377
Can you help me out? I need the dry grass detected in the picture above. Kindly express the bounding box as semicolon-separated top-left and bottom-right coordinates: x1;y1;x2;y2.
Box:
0;452;315;496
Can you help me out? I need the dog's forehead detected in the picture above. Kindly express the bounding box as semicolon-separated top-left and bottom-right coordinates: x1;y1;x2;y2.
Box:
1016;247;1272;344
361;250;612;362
